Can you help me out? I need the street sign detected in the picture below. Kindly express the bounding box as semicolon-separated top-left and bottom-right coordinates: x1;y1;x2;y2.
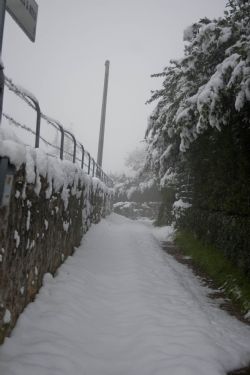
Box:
6;0;38;42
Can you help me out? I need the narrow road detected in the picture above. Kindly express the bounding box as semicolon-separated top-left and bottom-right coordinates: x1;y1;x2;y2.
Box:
0;214;250;375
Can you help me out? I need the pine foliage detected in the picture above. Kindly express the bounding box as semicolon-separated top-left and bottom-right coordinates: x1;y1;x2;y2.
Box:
146;0;250;183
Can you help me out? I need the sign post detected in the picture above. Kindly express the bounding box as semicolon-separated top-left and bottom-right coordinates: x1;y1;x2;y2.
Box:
0;0;6;124
0;0;6;53
0;0;38;123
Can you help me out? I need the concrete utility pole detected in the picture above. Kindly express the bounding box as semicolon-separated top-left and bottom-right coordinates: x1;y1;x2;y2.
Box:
97;60;110;167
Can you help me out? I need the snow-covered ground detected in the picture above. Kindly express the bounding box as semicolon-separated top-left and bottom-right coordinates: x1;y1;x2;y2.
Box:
0;214;250;375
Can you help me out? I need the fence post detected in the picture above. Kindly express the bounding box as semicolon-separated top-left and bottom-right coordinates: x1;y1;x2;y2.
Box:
80;144;85;170
55;121;64;160
34;101;41;148
24;94;41;148
64;130;76;163
43;118;64;160
0;64;4;124
59;128;64;160
88;152;91;175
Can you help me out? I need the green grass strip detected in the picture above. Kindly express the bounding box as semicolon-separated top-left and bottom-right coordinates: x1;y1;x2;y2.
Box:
175;230;250;314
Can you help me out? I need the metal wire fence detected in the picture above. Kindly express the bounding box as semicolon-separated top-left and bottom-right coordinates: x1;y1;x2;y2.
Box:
2;76;112;187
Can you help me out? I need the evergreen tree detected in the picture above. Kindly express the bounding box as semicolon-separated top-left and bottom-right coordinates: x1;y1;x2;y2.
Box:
145;0;250;273
146;0;250;184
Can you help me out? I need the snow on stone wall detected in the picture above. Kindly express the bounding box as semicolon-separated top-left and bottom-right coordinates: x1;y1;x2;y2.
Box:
0;131;112;343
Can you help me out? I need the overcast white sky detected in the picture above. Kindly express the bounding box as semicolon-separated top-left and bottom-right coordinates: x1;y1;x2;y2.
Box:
2;0;227;173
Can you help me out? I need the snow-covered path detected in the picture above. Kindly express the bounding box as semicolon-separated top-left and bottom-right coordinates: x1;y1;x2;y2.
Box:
1;214;250;375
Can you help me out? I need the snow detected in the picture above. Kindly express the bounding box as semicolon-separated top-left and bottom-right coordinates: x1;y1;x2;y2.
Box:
183;24;194;42
0;123;112;210
0;214;250;375
173;198;192;209
3;310;11;324
14;230;20;248
114;201;133;209
151;224;175;242
15;190;20;199
44;220;48;231
138;177;155;193
26;239;30;250
63;221;69;232
235;89;245;112
26;210;31;231
160;168;176;188
176;50;249;151
114;172;156;203
218;27;232;44
159;145;172;171
245;311;250;320
127;186;137;199
113;201;128;208
173;199;192;220
7;78;39;105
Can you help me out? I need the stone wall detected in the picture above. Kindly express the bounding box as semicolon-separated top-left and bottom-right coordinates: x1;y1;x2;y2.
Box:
0;158;112;343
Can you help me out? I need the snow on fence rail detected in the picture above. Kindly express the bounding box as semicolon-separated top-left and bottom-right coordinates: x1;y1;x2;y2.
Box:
2;76;112;187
